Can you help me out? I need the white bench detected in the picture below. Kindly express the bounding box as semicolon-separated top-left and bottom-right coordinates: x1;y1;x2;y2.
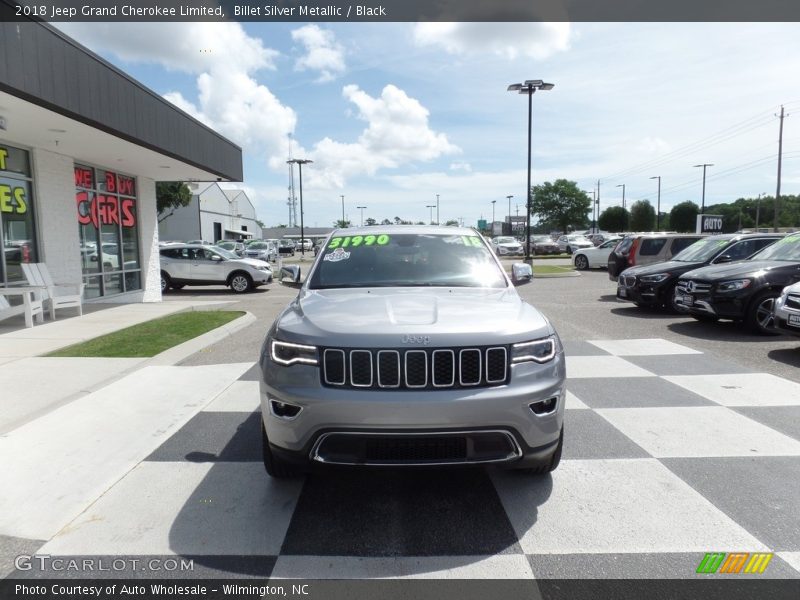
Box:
22;263;84;320
0;288;44;328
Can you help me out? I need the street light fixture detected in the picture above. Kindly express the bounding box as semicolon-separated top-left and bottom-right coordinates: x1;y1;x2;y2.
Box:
583;190;596;232
287;158;312;256
340;195;345;226
491;200;496;227
756;192;766;230
426;204;436;224
356;205;367;227
693;163;714;214
507;79;554;262
435;194;440;225
650;176;661;230
506;195;514;227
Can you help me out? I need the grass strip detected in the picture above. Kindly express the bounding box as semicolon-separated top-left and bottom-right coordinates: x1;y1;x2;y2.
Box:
46;311;245;358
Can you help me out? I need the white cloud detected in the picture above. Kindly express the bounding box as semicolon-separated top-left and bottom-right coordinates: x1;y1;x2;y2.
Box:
303;84;460;188
450;162;472;172
413;22;571;60
55;22;295;161
291;25;346;82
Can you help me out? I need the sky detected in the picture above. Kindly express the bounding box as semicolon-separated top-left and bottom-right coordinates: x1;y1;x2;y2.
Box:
55;21;800;229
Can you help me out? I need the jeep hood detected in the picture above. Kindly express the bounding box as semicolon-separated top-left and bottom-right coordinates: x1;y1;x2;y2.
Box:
274;287;552;347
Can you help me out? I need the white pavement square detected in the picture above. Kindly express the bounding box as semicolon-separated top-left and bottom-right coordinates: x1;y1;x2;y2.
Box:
0;362;253;540
41;462;303;556
564;391;589;410
778;552;800;574
588;339;702;356
271;555;535;579
596;407;800;458
491;459;769;554
565;356;655;379
664;373;800;407
204;379;261;413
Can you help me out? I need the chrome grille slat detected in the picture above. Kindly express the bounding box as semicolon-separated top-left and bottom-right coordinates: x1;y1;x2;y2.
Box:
321;346;509;390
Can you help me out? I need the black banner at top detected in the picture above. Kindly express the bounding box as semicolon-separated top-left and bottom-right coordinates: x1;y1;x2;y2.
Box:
3;0;800;22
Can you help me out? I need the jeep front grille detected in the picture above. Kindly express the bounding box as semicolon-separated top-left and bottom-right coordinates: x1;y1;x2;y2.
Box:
321;346;509;390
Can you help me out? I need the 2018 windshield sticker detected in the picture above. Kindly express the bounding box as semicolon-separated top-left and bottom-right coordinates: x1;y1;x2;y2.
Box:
461;236;483;247
323;248;351;262
328;234;390;249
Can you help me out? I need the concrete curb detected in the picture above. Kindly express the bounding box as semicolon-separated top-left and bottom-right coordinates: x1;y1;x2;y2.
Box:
535;270;582;279
146;310;257;367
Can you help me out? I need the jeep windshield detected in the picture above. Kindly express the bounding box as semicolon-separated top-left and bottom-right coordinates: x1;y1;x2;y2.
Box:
749;234;800;261
309;232;508;289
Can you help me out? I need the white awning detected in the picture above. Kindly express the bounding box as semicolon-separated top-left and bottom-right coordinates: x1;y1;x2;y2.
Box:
224;228;253;237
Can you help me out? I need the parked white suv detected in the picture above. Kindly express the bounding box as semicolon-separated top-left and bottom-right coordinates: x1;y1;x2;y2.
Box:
159;244;272;293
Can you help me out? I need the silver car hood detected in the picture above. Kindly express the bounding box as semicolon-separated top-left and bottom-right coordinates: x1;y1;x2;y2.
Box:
274;287;552;347
234;257;270;268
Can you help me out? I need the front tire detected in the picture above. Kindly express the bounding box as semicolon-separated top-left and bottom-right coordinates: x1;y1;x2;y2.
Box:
262;420;300;479
566;245;573;255
160;271;171;293
745;290;781;335
574;254;589;270
229;272;253;293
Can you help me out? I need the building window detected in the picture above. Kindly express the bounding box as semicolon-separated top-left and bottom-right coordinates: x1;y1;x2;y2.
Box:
0;142;38;286
75;164;141;298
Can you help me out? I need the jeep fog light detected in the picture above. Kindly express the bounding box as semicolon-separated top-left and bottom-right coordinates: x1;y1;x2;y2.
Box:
270;399;303;420
529;397;558;415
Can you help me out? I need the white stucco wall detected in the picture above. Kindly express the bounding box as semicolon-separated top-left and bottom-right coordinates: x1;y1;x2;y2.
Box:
138;177;161;303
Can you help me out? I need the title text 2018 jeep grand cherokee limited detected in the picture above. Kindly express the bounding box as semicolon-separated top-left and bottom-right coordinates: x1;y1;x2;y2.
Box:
674;232;800;334
258;227;566;478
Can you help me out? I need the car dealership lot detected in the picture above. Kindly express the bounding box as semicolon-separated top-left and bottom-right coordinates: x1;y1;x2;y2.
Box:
3;270;800;581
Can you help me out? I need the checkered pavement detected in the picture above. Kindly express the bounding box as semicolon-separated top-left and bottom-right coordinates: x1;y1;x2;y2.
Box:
15;339;800;579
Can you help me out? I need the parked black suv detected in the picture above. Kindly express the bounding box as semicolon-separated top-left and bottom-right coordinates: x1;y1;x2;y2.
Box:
616;233;782;310
674;232;800;334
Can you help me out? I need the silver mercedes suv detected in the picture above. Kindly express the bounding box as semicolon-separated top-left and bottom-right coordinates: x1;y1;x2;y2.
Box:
258;226;565;478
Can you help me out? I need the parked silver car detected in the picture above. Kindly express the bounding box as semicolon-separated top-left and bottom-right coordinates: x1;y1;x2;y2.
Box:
159;244;272;293
773;281;800;337
492;235;524;257
258;226;565;478
557;234;594;254
244;241;278;263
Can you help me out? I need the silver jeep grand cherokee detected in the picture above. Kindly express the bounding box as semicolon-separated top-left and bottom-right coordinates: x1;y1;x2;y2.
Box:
258;226;566;478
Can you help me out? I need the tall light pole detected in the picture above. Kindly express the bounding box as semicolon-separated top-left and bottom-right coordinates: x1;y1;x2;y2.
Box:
616;183;626;210
287;158;312;256
756;192;765;230
340;195;345;226
356;205;367;227
426;204;436;224
650;176;661;230
583;190;596;232
435;194;440;225
491;200;496;228
508;79;554;263
693;163;714;214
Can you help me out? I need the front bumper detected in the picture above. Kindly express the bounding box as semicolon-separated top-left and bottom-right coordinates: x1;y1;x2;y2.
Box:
616;275;670;306
774;295;800;337
259;352;566;466
673;282;750;319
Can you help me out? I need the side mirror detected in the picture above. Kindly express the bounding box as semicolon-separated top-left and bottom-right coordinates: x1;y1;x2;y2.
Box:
715;254;733;264
511;263;533;285
280;265;302;286
210;255;223;261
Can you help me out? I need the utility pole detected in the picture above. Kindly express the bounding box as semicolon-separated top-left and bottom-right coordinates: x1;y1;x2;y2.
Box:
506;195;514;226
596;180;601;229
341;195;345;226
357;205;367;227
436;194;440;225
756;192;765;230
774;105;787;232
616;184;626;210
650;176;661;230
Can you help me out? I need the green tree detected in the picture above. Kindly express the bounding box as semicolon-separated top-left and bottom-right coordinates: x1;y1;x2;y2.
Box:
156;182;192;221
333;219;351;228
444;219;459;226
531;179;592;233
380;218;393;226
669;201;700;232
598;206;629;232
629;199;656;231
365;217;377;226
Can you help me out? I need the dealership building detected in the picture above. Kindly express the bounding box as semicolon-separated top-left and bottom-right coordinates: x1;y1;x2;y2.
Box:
0;15;242;302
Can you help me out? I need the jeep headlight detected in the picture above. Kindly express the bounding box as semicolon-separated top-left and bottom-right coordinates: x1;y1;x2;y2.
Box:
639;273;670;283
270;339;318;366
717;279;751;292
511;335;557;364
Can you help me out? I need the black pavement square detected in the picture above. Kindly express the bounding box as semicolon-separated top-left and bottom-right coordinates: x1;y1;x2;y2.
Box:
567;377;714;409
146;412;261;463
0;535;45;579
662;457;800;551
281;469;520;557
562;410;650;459
563;341;611;356
624;354;757;376
733;406;800;442
239;363;262;381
